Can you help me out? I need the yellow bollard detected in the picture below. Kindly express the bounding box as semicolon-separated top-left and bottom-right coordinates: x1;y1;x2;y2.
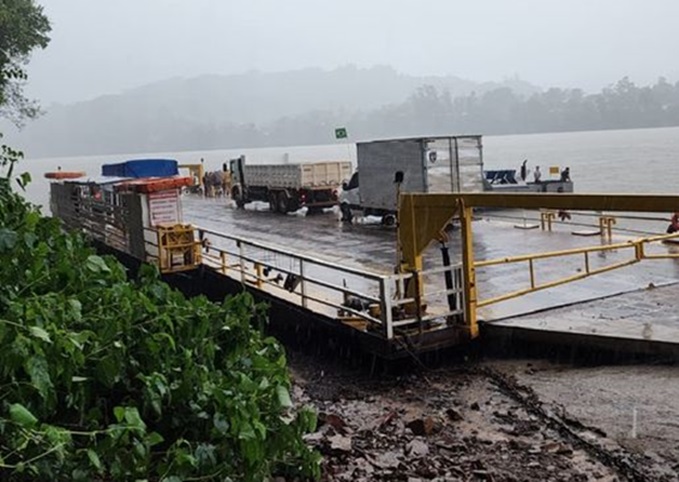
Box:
598;215;616;239
540;211;556;231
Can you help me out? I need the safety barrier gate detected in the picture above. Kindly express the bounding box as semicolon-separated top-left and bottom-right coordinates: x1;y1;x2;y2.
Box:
397;192;679;340
475;231;679;307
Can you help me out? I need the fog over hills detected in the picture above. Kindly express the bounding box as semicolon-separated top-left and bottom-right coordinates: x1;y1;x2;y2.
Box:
3;66;538;157
115;66;538;124
9;0;678;158
5;66;679;158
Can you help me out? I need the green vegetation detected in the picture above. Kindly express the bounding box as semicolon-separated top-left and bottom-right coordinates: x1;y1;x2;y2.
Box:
0;0;51;126
0;181;321;480
379;76;679;136
0;5;319;477
1;0;50;190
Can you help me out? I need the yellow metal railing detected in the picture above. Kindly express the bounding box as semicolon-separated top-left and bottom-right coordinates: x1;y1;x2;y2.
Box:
539;210;556;231
475;231;679;307
598;215;617;238
398;192;679;335
193;226;465;340
538;210;618;237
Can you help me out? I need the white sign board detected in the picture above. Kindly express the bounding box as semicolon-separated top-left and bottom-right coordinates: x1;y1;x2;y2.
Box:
148;190;180;226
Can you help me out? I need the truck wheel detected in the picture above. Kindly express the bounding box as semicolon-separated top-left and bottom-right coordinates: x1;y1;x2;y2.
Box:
232;187;245;209
276;192;289;214
382;214;396;227
340;203;353;223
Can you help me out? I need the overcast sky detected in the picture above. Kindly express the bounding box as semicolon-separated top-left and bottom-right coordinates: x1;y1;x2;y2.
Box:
25;0;679;104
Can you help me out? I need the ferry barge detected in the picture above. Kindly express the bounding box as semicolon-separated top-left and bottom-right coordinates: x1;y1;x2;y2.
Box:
46;153;679;360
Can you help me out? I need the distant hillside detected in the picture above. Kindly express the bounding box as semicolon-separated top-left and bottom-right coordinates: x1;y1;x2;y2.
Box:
2;66;539;157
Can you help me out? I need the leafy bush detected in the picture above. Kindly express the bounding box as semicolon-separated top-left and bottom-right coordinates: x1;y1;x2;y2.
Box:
0;181;320;481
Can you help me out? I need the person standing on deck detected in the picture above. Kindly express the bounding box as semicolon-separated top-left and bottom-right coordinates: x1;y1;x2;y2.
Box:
560;167;571;182
533;166;542;183
666;212;679;234
557;186;571;221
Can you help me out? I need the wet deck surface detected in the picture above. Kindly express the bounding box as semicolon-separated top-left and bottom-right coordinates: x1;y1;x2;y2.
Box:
182;195;679;347
489;283;679;345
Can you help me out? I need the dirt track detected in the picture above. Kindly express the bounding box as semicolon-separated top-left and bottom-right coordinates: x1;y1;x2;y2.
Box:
287;352;679;481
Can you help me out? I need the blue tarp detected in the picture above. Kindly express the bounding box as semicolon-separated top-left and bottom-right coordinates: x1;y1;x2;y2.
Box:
101;159;179;178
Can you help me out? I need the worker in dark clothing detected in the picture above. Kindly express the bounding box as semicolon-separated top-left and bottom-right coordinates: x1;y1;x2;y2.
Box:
560;167;571;182
557;186;571;221
558;210;572;221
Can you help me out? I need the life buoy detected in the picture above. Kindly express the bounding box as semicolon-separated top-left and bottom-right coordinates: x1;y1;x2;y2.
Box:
114;176;193;193
44;171;85;179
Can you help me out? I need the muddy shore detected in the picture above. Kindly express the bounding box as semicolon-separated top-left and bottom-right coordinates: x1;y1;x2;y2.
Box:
287;352;678;481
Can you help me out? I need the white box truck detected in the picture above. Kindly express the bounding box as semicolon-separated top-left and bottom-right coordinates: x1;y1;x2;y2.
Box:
339;135;485;224
230;156;352;214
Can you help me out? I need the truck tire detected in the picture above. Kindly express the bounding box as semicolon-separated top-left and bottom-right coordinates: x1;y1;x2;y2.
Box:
382;214;396;227
232;187;245;209
276;192;289;214
340;203;353;223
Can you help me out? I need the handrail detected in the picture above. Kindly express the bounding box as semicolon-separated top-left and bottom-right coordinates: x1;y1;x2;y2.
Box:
53;185;467;343
208;247;385;304
475;239;636;267
475;231;679;308
58;186;466;342
197;226;387;281
183;225;465;340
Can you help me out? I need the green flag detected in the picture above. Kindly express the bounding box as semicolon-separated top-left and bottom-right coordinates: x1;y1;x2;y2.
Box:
334;127;348;139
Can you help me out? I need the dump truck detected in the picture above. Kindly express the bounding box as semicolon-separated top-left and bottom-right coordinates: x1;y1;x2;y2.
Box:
339;135;485;225
229;155;352;214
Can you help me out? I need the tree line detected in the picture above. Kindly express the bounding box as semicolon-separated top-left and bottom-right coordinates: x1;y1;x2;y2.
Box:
6;68;679;157
271;76;679;145
145;76;679;152
372;76;679;136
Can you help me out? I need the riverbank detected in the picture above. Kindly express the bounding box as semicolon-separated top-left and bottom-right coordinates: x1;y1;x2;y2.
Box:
288;351;679;481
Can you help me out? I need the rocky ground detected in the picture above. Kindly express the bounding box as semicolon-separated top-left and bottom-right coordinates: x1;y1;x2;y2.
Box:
287;352;679;482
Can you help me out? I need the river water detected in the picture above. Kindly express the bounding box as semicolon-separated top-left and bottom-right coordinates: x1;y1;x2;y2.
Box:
14;126;679;323
12;125;679;210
